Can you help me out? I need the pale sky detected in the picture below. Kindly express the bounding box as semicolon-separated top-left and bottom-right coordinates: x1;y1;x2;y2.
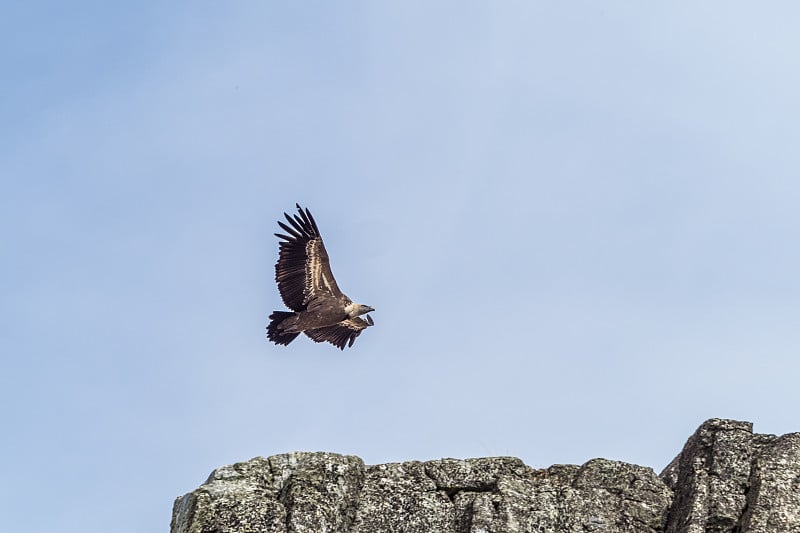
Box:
3;3;800;532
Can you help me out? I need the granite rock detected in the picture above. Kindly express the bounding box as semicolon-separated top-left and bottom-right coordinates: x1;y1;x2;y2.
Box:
171;419;800;533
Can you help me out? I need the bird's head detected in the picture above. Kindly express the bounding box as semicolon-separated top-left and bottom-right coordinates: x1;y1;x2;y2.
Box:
345;303;375;318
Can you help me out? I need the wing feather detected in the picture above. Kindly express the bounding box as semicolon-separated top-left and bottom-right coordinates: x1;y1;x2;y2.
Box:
274;204;343;311
304;316;374;350
284;212;310;237
277;221;303;239
302;205;321;235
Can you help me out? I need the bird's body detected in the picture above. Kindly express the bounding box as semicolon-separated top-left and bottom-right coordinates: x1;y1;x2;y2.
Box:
266;204;374;349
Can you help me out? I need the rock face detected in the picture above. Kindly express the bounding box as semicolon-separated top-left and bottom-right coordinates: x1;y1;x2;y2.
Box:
171;419;800;533
661;419;800;533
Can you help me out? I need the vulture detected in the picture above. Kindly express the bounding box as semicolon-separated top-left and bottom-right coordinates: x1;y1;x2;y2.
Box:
267;204;375;349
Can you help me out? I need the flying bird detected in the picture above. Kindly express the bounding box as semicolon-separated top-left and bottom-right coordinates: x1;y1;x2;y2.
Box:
267;204;375;349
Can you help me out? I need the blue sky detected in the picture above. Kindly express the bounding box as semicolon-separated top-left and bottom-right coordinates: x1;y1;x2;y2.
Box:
3;2;800;532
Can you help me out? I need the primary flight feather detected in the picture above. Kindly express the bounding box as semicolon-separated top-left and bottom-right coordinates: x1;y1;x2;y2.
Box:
266;204;374;349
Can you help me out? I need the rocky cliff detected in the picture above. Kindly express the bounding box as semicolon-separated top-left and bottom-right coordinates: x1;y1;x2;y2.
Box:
171;419;800;532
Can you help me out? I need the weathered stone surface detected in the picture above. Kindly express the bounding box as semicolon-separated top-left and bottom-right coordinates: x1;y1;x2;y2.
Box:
659;418;800;533
170;452;364;533
738;433;800;533
661;419;755;533
172;419;800;533
172;455;669;532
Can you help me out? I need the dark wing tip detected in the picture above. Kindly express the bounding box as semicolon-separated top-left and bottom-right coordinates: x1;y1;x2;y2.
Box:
291;203;320;237
304;207;320;236
277;220;303;239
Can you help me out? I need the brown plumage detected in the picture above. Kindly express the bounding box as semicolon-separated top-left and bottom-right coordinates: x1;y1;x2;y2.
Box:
267;204;374;350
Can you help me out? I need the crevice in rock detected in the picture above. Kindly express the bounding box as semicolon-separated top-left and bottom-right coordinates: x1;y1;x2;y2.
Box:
421;465;501;533
443;487;460;504
731;466;753;533
421;463;500;502
275;474;293;533
434;482;498;504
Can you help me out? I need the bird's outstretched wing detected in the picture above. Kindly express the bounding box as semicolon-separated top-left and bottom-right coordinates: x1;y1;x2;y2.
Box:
304;315;374;350
274;204;343;311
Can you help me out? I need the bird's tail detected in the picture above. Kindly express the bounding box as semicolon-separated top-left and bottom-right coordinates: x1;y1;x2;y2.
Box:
267;311;300;346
